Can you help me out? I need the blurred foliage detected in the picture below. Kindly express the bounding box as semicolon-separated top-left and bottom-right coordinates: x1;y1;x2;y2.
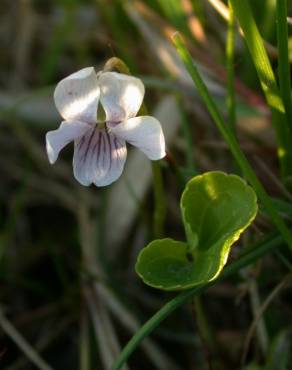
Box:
0;0;292;369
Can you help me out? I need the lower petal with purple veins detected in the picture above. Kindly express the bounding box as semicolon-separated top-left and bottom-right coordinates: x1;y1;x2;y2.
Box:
73;127;127;187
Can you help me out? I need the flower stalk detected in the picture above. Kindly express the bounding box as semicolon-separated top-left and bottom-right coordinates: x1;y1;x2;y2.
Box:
151;160;166;238
105;57;167;238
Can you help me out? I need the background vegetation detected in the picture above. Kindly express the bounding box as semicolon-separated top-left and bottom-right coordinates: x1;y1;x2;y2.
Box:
0;0;292;369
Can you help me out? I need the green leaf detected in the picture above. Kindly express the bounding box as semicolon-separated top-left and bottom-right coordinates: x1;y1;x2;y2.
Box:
181;171;257;255
136;172;258;290
136;239;196;290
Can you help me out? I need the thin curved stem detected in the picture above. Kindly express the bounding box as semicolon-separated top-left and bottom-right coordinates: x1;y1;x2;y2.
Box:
104;57;167;238
152;161;166;238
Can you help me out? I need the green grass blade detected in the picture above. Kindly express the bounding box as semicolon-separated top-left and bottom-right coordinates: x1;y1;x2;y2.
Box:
226;0;236;134
172;33;292;251
276;0;292;134
156;0;189;35
230;0;292;176
230;0;282;112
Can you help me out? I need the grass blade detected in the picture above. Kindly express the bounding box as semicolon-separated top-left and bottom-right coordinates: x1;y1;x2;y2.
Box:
230;0;282;112
0;309;54;370
226;0;236;134
276;0;292;135
230;0;292;176
172;32;292;251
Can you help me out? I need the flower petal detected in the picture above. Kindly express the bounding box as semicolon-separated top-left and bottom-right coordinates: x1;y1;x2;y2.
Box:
54;67;100;123
46;120;91;164
73;127;127;186
98;72;145;122
110;116;166;160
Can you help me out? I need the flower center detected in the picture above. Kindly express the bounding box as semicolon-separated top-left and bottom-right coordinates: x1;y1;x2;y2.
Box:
96;120;121;131
97;121;106;129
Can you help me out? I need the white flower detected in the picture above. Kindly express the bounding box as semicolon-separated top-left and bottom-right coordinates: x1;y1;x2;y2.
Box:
46;67;166;186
